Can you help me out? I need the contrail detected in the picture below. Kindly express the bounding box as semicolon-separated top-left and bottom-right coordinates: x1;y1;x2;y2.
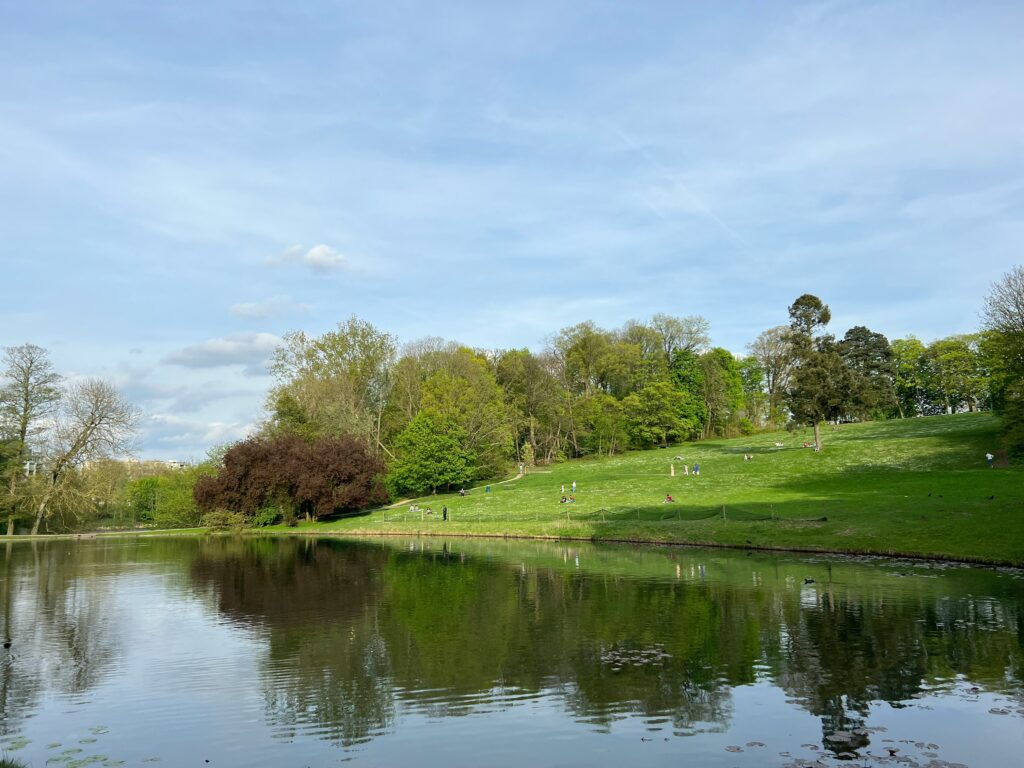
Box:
610;123;748;248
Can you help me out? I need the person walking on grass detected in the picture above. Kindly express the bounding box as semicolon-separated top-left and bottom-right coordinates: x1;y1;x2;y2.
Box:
693;463;700;476
571;480;577;493
986;452;995;468
442;506;448;521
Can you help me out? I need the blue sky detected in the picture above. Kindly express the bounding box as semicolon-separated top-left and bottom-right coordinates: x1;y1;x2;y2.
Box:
2;1;1022;459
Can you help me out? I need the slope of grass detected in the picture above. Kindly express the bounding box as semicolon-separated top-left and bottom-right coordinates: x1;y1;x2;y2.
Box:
278;413;1023;564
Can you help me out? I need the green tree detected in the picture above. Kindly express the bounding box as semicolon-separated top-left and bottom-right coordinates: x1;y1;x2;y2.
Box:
891;337;929;418
269;317;397;454
388;412;475;495
622;380;697;447
700;348;744;438
925;335;987;414
784;295;848;451
981;266;1024;455
738;355;767;430
838;326;897;420
669;349;709;436
419;350;513;479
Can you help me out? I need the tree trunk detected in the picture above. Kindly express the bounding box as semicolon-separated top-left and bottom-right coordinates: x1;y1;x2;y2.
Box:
5;516;12;536
31;497;48;535
813;421;822;452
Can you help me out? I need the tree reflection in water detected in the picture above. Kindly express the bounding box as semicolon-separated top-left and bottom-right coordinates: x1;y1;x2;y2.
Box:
187;537;1024;753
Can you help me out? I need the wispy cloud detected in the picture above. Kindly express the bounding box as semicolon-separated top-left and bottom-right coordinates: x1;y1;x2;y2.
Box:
264;244;350;271
164;332;281;376
230;294;312;319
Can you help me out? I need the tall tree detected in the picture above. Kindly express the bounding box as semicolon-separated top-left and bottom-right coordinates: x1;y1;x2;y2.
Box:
650;313;711;365
890;337;929;418
747;326;794;426
31;379;138;534
269;317;397;454
838;326;897;420
700;348;744;438
981;266;1024;454
0;344;62;535
784;295;847;451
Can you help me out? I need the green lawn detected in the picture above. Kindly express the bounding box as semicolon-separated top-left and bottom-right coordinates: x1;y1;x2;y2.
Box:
268;413;1024;565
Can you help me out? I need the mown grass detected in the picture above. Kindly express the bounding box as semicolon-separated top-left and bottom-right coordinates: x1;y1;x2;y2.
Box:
269;413;1024;565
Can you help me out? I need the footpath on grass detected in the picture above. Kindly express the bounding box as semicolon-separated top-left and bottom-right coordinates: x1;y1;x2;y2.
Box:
267;412;1024;567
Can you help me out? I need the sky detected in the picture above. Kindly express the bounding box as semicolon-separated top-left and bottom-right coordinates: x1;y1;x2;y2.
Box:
2;0;1022;460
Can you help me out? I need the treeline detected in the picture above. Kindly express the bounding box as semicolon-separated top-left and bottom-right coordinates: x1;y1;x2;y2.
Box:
4;267;1020;533
209;273;1019;520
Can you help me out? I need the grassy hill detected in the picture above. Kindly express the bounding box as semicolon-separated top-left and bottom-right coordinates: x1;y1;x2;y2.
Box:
272;412;1024;565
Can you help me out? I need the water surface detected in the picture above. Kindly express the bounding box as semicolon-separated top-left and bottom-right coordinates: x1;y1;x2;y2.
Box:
1;536;1022;767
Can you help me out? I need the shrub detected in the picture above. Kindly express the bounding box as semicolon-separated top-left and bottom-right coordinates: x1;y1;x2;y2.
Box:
250;506;279;527
201;510;247;530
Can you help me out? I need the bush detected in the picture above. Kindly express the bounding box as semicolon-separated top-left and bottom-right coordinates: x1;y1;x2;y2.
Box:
250;506;279;527
201;510;247;530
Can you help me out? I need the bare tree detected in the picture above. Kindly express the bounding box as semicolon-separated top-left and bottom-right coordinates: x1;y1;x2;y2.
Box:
0;344;62;535
747;326;795;425
31;379;138;535
982;265;1024;336
650;313;710;363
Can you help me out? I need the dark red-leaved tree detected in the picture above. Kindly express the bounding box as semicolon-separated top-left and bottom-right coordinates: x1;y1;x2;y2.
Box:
194;434;387;522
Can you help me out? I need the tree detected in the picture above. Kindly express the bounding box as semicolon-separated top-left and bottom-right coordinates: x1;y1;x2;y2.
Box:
194;433;386;522
387;412;475;496
268;317;397;454
0;344;62;535
31;379;138;534
418;350;513;479
700;348;744;438
890;337;929;418
925;336;987;414
784;295;847;450
747;327;794;426
622;380;696;447
838;326;896;420
650;313;710;364
787;348;854;448
981;265;1024;337
737;356;767;430
981;266;1024;455
787;294;831;342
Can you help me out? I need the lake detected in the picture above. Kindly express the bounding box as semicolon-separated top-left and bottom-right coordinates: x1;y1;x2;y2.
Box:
1;536;1022;767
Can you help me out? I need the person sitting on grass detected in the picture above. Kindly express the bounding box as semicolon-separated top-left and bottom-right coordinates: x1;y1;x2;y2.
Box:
560;496;568;504
568;494;576;503
665;494;675;503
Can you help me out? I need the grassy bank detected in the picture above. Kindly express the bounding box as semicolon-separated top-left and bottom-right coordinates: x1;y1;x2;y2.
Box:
268;413;1024;565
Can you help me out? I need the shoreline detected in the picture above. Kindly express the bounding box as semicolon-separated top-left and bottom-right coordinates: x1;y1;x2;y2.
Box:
4;526;1022;569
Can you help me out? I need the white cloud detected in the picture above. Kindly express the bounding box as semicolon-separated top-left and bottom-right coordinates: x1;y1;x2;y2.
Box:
230;294;312;319
264;243;350;272
303;244;346;271
164;332;281;375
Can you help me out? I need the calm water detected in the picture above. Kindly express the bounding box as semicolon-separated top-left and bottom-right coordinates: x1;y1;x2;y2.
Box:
1;537;1023;767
